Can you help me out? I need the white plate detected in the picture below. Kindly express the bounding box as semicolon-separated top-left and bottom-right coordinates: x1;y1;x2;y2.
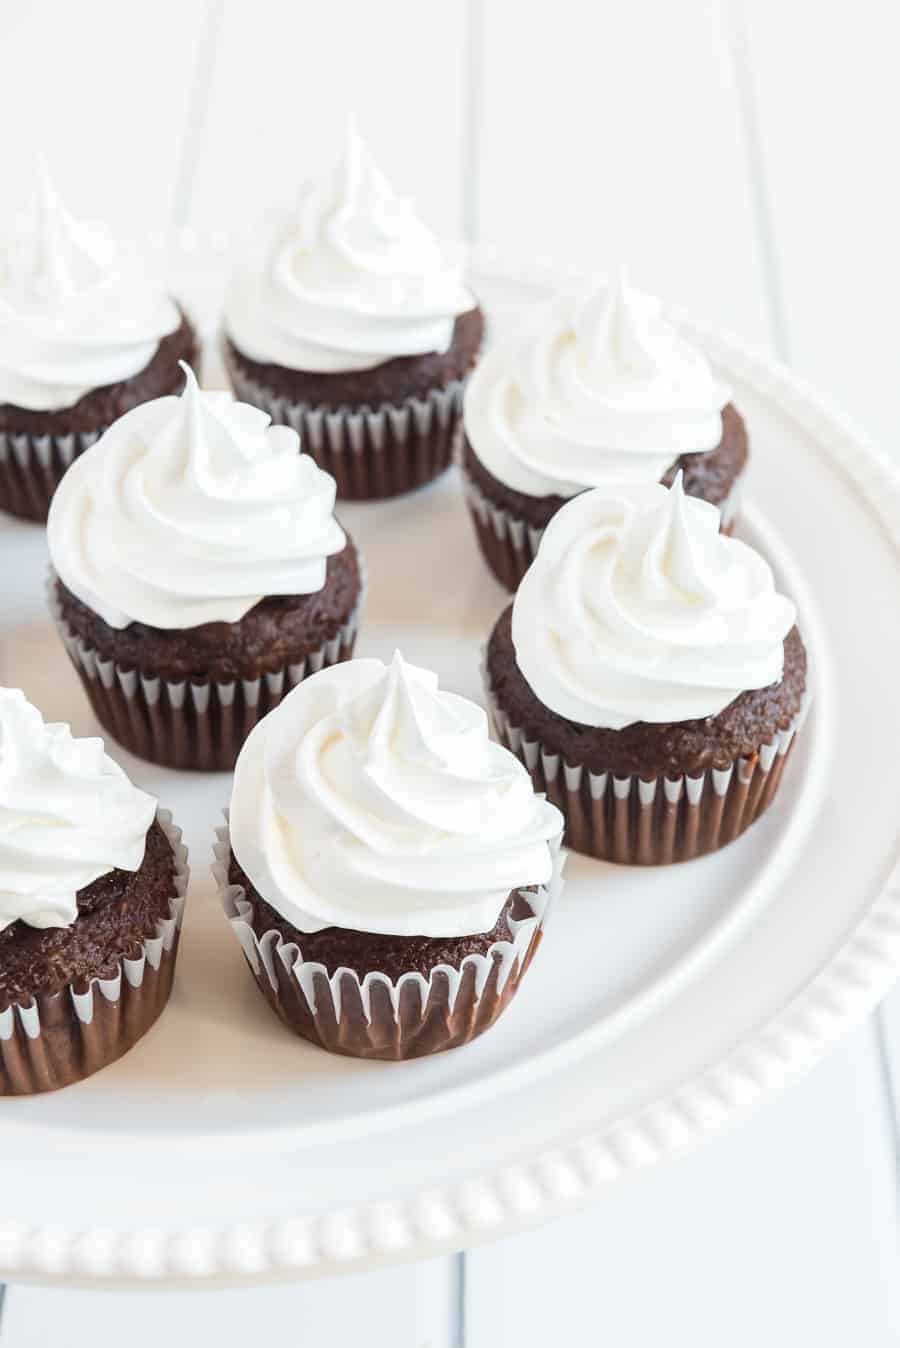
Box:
1;250;899;1287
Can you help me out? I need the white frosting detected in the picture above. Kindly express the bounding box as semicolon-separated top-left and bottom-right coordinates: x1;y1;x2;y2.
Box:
225;124;474;374
0;164;180;412
47;365;346;630
229;654;562;939
465;270;728;498
512;475;795;729
0;688;156;932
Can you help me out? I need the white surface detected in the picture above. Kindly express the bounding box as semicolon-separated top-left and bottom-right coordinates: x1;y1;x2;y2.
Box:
0;1258;457;1347
741;0;900;445
467;1024;900;1348
1;0;899;1338
0;258;898;1288
476;0;772;344
0;2;210;241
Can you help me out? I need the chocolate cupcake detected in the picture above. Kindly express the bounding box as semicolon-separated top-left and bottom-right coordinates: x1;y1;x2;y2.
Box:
214;653;563;1060
484;476;807;864
0;164;197;522
0;689;188;1094
463;270;747;590
223;125;483;500
47;365;363;771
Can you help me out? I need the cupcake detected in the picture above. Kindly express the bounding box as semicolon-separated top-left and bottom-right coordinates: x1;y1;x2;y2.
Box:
47;365;362;772
0;688;187;1094
214;653;563;1060
463;270;747;590
0;164;196;522
484;475;806;864
223;124;483;500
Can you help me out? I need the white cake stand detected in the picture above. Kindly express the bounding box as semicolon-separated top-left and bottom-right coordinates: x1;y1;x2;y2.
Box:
0;249;898;1286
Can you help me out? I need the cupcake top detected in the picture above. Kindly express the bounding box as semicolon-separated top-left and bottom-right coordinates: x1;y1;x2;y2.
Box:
47;365;346;630
229;653;562;939
465;270;728;498
513;475;796;730
0;164;181;412
225;123;475;375
0;688;155;932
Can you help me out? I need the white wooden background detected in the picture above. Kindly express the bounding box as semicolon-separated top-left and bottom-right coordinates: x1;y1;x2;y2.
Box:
3;0;900;1342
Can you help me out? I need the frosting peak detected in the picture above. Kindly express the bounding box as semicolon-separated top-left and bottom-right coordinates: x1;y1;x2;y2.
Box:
229;655;562;938
225;125;474;374
0;688;156;932
313;124;448;281
512;477;796;729
464;270;728;498
47;365;346;630
30;161;106;302
0;164;180;412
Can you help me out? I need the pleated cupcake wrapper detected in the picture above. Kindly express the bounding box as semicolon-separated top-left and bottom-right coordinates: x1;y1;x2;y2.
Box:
462;466;744;592
223;343;466;501
0;810;188;1096
0;426;106;524
485;672;810;864
49;565;366;772
213;819;565;1060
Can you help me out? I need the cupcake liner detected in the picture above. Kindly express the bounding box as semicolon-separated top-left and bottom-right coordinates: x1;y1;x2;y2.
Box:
223;344;466;501
0;810;188;1096
462;467;744;592
485;673;809;864
0;427;105;524
213;820;565;1061
49;569;365;772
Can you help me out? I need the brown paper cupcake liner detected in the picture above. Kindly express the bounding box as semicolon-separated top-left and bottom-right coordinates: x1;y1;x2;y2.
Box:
485;676;808;864
0;426;106;524
0;810;188;1096
462;468;744;591
49;568;366;772
223;344;466;501
213;821;565;1060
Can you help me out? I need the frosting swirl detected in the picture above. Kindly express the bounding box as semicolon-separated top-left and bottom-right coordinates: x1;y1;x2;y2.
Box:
0;688;156;932
0;163;180;412
229;654;562;938
47;365;346;630
465;271;728;497
225;124;474;374
512;475;795;729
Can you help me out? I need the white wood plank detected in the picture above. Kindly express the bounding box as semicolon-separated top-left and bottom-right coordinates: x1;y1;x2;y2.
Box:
877;987;900;1132
0;1257;457;1347
466;1025;900;1347
185;0;467;241
475;0;773;342
737;0;900;1118
737;0;900;445
0;0;210;240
